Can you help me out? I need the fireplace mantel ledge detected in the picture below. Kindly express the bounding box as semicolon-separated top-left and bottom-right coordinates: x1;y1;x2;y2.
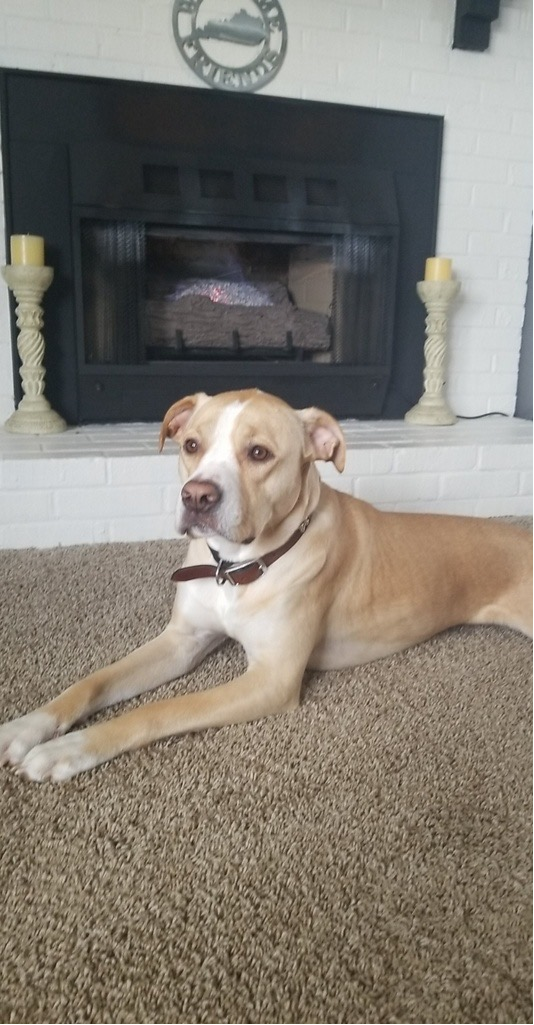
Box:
0;417;532;549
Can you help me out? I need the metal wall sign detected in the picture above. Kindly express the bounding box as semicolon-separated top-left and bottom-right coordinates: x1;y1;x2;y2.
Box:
172;0;287;92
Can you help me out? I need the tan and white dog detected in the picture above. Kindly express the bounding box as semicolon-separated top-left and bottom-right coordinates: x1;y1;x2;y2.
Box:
0;388;531;781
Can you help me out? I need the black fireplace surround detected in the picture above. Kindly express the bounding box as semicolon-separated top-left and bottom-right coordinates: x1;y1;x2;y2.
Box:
0;69;442;423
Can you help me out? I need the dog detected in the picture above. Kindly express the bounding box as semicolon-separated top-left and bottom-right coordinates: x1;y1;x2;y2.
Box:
0;388;531;781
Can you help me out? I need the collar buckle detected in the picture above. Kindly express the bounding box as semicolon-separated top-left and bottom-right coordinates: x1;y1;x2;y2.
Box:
174;516;312;588
215;557;268;587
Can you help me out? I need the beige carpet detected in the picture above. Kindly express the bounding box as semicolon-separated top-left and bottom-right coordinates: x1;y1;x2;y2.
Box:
0;527;532;1025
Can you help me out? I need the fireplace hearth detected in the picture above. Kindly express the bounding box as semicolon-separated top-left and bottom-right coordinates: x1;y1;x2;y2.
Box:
1;69;442;423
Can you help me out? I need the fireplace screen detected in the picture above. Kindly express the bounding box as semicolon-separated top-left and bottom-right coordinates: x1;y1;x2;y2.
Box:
79;219;396;372
2;70;442;421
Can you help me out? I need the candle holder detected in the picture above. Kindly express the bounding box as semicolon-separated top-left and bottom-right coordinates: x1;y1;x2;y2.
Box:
2;264;67;434
405;278;460;426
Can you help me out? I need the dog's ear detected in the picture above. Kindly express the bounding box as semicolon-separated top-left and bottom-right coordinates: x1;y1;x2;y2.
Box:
298;407;346;472
159;393;209;451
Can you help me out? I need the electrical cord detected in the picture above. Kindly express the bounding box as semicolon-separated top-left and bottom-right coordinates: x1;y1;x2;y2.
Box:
457;412;510;419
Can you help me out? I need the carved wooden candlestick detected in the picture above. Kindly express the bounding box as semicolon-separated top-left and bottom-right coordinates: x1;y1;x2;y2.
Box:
405;279;460;426
2;264;67;434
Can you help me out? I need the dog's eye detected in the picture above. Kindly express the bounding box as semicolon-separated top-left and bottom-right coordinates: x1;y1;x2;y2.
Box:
249;444;272;462
183;437;199;455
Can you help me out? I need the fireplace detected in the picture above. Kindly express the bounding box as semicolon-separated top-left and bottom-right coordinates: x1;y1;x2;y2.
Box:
0;69;443;422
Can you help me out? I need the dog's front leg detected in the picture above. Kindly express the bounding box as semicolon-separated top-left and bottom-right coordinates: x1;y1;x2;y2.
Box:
15;657;303;782
0;623;220;771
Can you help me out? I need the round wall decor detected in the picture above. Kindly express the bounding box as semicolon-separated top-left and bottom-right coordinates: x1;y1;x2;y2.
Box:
172;0;287;93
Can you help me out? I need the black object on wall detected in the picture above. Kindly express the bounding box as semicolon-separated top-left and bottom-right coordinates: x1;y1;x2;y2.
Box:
1;69;443;424
453;0;501;52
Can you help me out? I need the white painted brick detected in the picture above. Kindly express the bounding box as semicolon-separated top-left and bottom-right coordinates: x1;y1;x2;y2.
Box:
292;4;345;30
450;348;493;374
374;68;413;103
454;305;497;329
354;473;440;505
107;456;176;486
448;371;502;398
1;458;60;490
419;14;448;47
163;485;180;514
341;447;394;476
1;522;58;550
492;350;526;375
498;257;531;283
49;0;103;25
6;16;99;55
411;69;482;103
438;228;469;256
482;77;532;111
468;231;530;258
303;27;378;61
495;305;528;329
507;161;533;188
449;49;515;83
444;127;477;157
437;180;474;209
443;152;507;185
478;444;532;470
345;7;419;41
143;31;181;67
488;371;524;399
108;515;176;543
44;519;102;547
453;104;513;134
100;29;146;64
336;55;379;91
2;456;107;489
478;130;531;162
300;56;338;87
465;278;528;305
472;182;532;210
0;45;52;73
475;495;532;517
0;416;530;547
443;204;502;234
96;1;144;31
0;490;52;524
53;486;164;520
1;0;48;17
439;470;520;500
379;37;448;73
394;446;477;474
511;109;533;136
503;221;534;258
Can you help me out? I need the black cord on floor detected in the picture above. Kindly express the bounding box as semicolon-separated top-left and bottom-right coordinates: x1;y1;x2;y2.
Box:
457;412;510;419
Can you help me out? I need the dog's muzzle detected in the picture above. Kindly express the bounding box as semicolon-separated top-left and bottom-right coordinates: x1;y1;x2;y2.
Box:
179;478;223;535
181;479;221;514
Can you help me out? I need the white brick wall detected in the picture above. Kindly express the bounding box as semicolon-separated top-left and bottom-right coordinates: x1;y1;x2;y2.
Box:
0;418;531;549
0;0;531;424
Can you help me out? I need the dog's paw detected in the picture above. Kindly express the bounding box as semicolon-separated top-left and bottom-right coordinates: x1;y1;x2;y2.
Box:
16;732;97;782
0;710;57;766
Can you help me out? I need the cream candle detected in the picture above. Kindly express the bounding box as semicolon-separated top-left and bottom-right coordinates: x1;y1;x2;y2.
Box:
424;257;452;281
10;234;45;266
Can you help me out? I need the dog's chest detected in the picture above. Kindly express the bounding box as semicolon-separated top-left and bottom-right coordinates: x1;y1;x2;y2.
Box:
178;578;256;639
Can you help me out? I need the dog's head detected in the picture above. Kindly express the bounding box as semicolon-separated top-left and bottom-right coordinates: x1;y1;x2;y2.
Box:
160;389;346;546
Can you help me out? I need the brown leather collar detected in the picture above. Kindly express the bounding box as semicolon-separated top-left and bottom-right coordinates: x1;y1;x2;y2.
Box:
172;517;311;587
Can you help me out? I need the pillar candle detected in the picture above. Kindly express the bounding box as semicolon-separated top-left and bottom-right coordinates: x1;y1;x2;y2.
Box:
10;234;45;266
424;257;452;281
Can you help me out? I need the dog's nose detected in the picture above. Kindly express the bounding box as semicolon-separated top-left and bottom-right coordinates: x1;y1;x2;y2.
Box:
181;479;222;513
